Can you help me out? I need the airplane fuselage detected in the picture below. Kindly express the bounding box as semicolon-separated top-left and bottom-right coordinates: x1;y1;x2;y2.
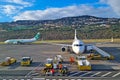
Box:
72;39;85;54
4;32;40;44
4;38;36;44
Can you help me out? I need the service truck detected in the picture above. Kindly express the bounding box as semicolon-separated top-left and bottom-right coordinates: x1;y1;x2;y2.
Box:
21;57;33;66
45;58;53;68
0;57;16;66
76;56;91;71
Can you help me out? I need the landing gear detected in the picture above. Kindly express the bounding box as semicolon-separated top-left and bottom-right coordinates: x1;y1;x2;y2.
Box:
67;46;73;54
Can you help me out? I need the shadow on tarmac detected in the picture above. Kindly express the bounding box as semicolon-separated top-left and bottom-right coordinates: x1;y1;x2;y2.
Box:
8;62;44;69
92;64;118;71
8;62;20;69
100;47;120;63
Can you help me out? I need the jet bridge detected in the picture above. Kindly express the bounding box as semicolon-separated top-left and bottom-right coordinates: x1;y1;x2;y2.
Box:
92;45;114;60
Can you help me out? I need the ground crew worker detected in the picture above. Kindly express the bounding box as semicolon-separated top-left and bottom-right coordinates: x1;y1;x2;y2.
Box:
50;68;55;75
54;56;57;63
58;63;63;69
53;63;58;69
69;56;75;64
43;68;47;74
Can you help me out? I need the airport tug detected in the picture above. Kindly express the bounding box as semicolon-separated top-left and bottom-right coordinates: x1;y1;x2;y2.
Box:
21;57;33;66
0;57;16;66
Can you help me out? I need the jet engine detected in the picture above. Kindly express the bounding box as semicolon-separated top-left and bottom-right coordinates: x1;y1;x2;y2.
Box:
13;42;18;44
61;47;66;52
61;46;71;52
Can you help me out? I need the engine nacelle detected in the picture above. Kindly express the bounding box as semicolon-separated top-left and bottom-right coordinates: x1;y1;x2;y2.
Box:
61;47;66;52
13;41;18;44
61;46;71;52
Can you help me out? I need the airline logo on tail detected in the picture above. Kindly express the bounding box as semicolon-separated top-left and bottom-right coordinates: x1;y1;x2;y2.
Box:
34;32;40;40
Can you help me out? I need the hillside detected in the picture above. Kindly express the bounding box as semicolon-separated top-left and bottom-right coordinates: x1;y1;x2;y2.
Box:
0;15;120;30
0;15;120;41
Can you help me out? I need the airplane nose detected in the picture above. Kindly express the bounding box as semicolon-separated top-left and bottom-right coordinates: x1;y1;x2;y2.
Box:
75;48;81;54
76;48;84;54
4;40;9;43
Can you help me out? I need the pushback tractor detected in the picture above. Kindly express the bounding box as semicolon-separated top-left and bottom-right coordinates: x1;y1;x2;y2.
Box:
21;57;33;66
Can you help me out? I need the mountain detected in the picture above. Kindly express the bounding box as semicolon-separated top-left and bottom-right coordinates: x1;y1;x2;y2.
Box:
0;15;120;31
0;15;120;41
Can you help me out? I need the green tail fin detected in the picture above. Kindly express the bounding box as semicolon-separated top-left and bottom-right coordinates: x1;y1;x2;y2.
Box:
34;32;40;40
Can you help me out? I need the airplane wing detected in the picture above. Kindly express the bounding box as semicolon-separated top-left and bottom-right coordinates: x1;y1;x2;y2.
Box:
42;41;72;47
42;41;72;52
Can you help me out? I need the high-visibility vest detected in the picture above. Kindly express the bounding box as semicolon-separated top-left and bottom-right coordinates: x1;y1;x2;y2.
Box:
70;57;74;63
59;64;63;69
50;69;55;74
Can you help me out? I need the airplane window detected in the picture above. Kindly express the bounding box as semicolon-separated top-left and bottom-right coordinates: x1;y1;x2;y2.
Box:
74;44;83;46
79;44;83;46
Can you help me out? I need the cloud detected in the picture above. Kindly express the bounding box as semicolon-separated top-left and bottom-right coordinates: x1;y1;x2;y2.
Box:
1;5;23;16
100;0;120;16
13;5;117;21
4;0;33;7
0;0;33;16
99;0;107;3
107;0;120;16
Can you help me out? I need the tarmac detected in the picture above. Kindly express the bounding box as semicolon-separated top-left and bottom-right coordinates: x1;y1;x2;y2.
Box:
0;43;120;79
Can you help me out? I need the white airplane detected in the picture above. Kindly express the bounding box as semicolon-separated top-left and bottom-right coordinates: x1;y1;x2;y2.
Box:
42;30;112;58
70;30;93;54
61;30;93;54
4;32;40;44
46;30;93;55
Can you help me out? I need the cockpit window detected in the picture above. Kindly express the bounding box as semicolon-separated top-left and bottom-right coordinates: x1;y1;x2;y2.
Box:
74;44;83;46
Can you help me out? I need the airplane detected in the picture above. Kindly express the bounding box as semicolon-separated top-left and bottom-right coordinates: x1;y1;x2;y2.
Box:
39;29;112;59
4;32;40;44
45;30;93;55
61;30;94;54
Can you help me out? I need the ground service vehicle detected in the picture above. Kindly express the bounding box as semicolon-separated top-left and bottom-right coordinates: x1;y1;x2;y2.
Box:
87;53;114;60
76;56;91;71
45;58;53;68
21;57;33;66
56;55;63;63
42;57;69;76
42;65;69;76
87;54;102;60
59;66;69;76
0;57;16;66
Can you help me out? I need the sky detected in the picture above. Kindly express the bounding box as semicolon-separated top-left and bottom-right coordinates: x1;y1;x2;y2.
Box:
0;0;120;22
